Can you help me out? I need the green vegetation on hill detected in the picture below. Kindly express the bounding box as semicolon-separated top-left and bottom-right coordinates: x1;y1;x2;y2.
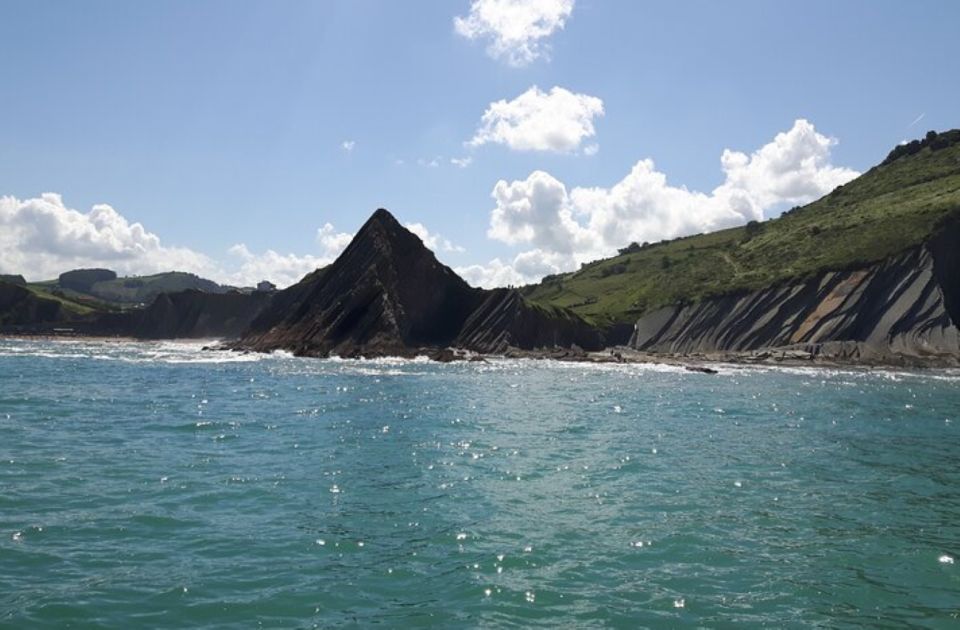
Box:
80;271;226;304
23;285;100;316
28;271;230;308
521;130;960;327
58;268;117;292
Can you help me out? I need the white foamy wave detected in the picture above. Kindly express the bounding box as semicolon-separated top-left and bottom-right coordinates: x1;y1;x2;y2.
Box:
724;362;960;383
0;338;295;365
473;357;696;376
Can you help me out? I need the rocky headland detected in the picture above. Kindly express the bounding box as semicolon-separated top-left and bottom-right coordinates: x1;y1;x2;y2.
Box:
230;209;601;358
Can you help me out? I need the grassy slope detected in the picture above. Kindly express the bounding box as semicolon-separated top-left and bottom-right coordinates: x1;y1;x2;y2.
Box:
22;286;98;317
82;272;225;304
29;271;228;308
521;133;960;327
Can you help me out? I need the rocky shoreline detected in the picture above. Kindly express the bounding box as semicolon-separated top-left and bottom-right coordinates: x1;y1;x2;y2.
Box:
4;207;959;370
5;332;958;371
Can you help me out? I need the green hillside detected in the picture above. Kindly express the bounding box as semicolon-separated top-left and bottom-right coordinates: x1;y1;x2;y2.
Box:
80;271;227;304
521;130;960;327
23;285;99;317
29;271;230;307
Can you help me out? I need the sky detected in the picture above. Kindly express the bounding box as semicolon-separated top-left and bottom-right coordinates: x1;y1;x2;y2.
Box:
1;0;958;287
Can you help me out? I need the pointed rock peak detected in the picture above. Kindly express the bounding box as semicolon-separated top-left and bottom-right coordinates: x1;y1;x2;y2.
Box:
370;207;399;224
357;208;403;235
344;207;431;260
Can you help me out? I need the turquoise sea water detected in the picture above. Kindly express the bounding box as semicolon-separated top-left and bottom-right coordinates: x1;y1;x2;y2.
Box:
1;339;959;628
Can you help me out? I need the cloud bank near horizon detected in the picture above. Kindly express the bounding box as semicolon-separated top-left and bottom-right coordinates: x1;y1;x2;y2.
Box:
456;119;860;288
1;120;858;292
0;194;467;289
0;193;352;288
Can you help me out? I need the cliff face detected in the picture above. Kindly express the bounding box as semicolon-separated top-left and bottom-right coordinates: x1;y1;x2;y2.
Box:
0;282;66;327
62;290;271;339
126;290;272;339
629;220;960;363
236;209;601;357
455;289;602;353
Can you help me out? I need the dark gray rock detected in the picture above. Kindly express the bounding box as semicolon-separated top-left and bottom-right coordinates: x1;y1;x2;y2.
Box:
629;219;960;363
234;209;601;357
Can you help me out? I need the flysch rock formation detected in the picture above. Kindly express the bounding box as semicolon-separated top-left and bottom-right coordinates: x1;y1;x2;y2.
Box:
0;281;66;328
454;288;602;354
233;209;602;358
124;290;272;339
629;218;960;364
65;290;270;339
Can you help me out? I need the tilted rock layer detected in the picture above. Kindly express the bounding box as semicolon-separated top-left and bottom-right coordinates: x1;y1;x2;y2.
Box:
235;209;601;357
629;218;960;363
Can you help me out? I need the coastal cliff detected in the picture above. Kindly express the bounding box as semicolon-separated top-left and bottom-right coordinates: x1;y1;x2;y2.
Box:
629;221;960;364
234;209;600;357
125;290;272;339
5;130;959;367
0;286;270;340
454;288;601;353
520;129;960;365
0;281;67;327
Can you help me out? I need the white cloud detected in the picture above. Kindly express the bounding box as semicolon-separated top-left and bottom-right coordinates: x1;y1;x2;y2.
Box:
405;222;465;253
471;119;860;286
454;0;574;66
488;170;589;254
0;193;355;289
316;223;354;257
583;143;599;156
341;140;356;152
0;193;217;282
468;86;603;153
0;194;471;289
455;248;570;288
456;258;525;288
451;156;473;168
225;222;355;287
224;245;332;289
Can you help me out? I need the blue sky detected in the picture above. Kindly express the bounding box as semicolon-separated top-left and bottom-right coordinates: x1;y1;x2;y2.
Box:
1;0;958;286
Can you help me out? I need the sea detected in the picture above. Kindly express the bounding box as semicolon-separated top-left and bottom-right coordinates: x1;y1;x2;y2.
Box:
1;338;958;628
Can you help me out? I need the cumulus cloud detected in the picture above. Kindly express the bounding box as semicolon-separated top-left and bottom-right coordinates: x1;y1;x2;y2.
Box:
316;223;354;258
456;258;526;288
224;245;332;289
451;156;473;168
454;0;574;66
467;119;860;287
342;140;356;152
0;193;356;288
224;223;355;287
468;86;603;153
455;248;572;288
0;193;217;282
405;222;465;253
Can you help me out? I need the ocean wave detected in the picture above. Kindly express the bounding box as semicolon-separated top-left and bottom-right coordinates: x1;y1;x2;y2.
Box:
0;338;291;365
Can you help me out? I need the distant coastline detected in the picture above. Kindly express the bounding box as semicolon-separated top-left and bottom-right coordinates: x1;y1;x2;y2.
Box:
3;131;960;369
